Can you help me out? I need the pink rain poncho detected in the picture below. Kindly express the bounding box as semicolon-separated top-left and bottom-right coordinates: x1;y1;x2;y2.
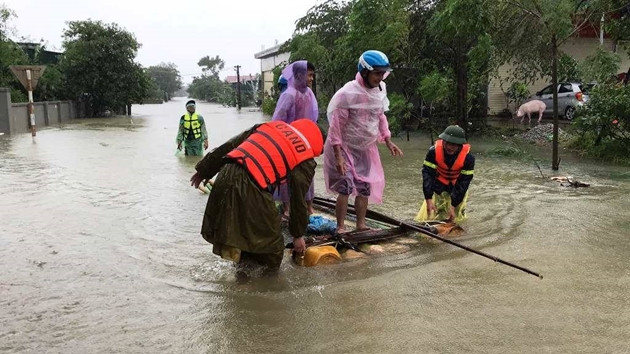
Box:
272;61;318;124
272;61;319;203
323;72;391;204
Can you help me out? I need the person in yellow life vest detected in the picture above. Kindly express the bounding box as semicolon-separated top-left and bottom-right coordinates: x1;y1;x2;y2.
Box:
190;119;324;278
415;125;475;224
176;100;208;156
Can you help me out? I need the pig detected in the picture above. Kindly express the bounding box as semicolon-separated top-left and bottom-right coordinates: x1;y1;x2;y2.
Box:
516;100;546;124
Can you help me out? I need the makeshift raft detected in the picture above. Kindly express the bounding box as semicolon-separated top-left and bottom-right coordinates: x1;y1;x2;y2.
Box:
285;197;464;267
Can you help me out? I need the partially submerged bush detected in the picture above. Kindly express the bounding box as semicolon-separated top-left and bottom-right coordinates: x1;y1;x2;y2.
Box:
261;95;276;116
571;83;630;163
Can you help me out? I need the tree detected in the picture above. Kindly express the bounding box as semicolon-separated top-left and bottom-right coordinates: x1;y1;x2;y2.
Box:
0;4;28;102
187;55;234;105
197;55;224;77
287;0;414;125
494;0;626;169
35;64;64;101
59;20;151;116
428;0;493;129
418;70;454;139
287;0;353;108
146;62;182;101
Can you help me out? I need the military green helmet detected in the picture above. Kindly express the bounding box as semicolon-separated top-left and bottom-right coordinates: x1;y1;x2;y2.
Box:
438;125;466;144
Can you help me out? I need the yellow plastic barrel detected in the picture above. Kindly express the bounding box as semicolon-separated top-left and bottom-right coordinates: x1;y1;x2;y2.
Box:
301;245;342;267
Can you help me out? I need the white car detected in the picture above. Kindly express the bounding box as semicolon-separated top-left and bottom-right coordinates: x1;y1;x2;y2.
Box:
528;82;591;120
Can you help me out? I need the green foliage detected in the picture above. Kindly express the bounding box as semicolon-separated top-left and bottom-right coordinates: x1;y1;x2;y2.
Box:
487;145;528;158
0;4;16;40
197;55;224;77
557;53;581;82
287;0;497;127
345;0;409;60
387;93;413;137
146;63;182;101
428;0;492;124
418;70;452;105
506;81;529;109
578;47;621;84
35;65;64;101
187;74;231;104
8;88;26;102
288;0;415;110
187;55;243;107
270;66;284;102
490;0;625;168
493;0;623;81
261;95;276;116
0;5;29;102
258;66;284;116
572;84;630;156
288;1;353;103
143;77;165;102
59;20;151;116
188;55;258;108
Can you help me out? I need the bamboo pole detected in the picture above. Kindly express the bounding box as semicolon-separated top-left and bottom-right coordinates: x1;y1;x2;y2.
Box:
312;197;543;279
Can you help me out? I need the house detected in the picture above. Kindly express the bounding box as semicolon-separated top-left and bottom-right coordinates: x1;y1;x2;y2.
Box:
225;74;257;85
254;42;290;96
488;27;630;115
17;42;63;65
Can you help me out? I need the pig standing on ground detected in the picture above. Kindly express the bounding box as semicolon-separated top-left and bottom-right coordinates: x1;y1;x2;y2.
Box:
516;100;546;124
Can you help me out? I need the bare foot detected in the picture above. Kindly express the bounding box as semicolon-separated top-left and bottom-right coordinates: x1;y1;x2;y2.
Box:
335;227;347;234
355;226;375;232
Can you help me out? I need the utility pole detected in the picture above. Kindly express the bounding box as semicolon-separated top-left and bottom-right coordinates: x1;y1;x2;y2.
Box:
234;65;242;110
9;65;46;137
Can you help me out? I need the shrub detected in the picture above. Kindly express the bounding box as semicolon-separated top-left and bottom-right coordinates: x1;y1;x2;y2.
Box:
387;93;412;137
570;83;630;163
261;95;276;116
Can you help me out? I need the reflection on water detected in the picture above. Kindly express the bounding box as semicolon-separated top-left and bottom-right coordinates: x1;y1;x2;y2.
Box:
1;97;629;353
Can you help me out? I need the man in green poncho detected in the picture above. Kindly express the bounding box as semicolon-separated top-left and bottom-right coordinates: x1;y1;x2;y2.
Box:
415;125;475;224
190;119;324;277
176;100;208;156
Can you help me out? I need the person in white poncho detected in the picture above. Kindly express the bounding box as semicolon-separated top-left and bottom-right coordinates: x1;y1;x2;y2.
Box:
323;50;403;233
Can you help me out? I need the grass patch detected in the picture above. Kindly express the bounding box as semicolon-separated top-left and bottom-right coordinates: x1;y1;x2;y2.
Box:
486;145;529;157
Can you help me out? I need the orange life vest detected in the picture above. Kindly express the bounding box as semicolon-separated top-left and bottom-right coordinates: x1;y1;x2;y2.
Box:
226;121;315;191
435;139;470;186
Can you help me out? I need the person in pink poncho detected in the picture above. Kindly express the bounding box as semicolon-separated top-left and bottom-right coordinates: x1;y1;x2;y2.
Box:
323;50;403;233
272;60;319;215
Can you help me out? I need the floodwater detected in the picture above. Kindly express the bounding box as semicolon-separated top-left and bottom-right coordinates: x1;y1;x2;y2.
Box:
1;97;629;353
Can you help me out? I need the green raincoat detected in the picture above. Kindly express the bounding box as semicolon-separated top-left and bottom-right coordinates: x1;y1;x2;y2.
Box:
176;113;208;156
195;124;316;267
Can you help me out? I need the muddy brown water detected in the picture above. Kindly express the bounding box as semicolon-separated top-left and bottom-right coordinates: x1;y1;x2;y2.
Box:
1;97;629;353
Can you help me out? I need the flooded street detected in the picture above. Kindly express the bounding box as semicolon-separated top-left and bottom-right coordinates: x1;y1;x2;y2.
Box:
2;97;629;353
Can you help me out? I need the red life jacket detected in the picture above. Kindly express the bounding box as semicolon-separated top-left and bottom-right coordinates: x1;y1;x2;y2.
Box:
435;139;470;186
226;121;315;190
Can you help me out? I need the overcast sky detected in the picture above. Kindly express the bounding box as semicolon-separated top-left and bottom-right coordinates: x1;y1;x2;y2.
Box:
4;0;320;83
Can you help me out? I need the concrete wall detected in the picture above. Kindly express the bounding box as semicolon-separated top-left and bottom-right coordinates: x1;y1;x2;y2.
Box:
0;88;77;135
488;38;630;115
0;88;10;134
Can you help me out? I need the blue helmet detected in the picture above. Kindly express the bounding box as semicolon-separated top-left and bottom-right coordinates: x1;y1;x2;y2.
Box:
357;50;392;72
277;75;288;85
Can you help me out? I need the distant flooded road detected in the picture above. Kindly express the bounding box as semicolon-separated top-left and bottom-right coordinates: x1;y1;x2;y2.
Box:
2;97;629;353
